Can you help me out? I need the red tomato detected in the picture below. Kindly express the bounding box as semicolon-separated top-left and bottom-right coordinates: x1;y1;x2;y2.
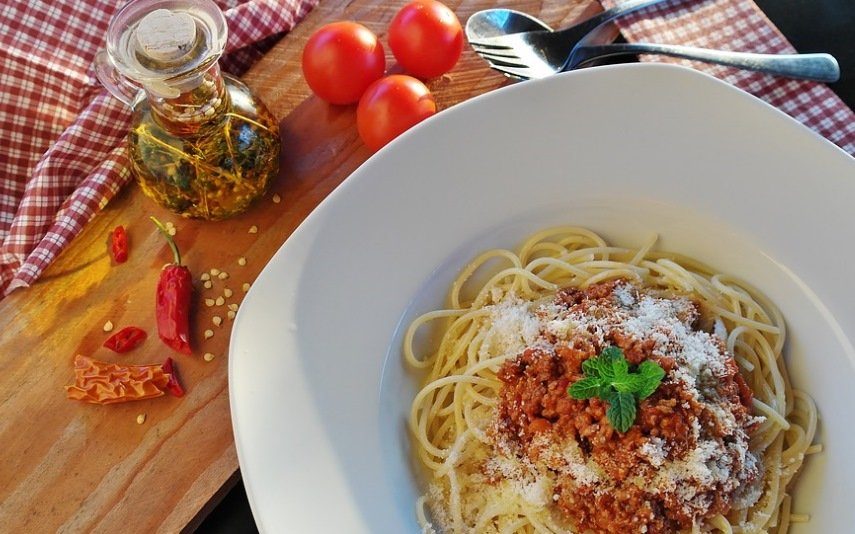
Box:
388;0;463;79
302;22;386;105
357;75;437;152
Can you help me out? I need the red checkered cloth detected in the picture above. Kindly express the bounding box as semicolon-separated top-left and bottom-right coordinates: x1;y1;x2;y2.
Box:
600;0;855;153
0;0;317;297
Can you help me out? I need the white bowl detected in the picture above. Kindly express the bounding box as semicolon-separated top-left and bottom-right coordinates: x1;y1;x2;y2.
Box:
230;63;855;533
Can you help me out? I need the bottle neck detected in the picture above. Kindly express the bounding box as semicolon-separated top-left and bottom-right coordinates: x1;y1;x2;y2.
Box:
145;63;229;136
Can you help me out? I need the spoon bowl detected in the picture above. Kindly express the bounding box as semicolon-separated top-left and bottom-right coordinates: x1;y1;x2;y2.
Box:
464;8;551;40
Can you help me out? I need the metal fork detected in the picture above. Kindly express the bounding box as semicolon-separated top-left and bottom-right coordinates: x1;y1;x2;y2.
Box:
469;7;840;82
467;0;672;79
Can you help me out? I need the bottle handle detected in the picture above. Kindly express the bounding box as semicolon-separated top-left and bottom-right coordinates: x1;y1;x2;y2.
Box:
94;49;142;107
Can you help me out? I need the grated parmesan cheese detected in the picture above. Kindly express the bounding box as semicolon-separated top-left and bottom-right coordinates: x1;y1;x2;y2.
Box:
613;283;636;307
640;437;669;468
545;317;574;338
480;295;542;357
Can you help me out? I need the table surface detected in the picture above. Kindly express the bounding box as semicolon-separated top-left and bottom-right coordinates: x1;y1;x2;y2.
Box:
0;0;850;532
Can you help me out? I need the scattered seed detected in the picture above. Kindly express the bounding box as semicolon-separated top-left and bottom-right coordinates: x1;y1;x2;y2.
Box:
215;296;225;306
227;310;236;320
223;288;233;298
210;268;221;276
203;352;215;362
205;298;215;307
103;320;114;332
228;303;239;311
212;315;222;327
237;257;247;266
242;282;251;292
248;225;258;234
201;273;211;281
272;194;281;204
204;329;214;339
167;227;177;236
203;280;213;289
218;271;229;280
136;413;146;425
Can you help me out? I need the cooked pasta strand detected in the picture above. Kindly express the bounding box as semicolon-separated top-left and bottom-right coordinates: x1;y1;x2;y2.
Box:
406;228;817;534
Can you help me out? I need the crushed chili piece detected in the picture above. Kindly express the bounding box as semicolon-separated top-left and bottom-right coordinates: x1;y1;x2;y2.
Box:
103;326;147;353
111;225;128;263
161;357;185;397
65;355;170;404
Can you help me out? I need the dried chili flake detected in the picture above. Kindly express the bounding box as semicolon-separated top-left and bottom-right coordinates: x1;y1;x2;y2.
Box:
111;225;129;263
161;357;185;397
65;355;170;404
103;326;147;353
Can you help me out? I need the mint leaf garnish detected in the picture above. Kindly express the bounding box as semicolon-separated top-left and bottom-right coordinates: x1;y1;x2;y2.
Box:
581;357;603;378
611;373;646;394
610;352;629;377
606;391;637;433
636;360;666;399
566;346;666;433
568;376;604;399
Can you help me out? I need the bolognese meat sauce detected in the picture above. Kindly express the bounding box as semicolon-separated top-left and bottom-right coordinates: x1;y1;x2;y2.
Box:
492;282;762;534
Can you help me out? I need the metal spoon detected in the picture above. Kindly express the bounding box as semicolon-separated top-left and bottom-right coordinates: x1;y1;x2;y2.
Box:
466;8;553;39
465;9;840;82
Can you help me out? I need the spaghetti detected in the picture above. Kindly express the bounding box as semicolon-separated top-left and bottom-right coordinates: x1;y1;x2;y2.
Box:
405;227;818;534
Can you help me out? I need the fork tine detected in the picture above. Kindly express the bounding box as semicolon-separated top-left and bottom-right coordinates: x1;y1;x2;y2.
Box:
478;55;528;69
474;48;522;61
468;38;514;50
488;63;535;80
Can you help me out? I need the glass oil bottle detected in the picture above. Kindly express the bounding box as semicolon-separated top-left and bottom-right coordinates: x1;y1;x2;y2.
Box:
95;0;279;219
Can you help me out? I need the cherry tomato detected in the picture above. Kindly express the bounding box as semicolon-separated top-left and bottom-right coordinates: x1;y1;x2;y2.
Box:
357;75;437;152
302;22;386;105
388;0;463;79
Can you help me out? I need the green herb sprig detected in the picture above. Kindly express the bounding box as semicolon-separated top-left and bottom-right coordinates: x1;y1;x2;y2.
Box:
568;346;665;433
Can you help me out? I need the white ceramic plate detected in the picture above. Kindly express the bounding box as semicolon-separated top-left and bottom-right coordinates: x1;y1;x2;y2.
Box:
229;64;855;533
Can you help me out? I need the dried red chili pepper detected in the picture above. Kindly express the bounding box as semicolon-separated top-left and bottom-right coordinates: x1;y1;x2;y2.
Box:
103;326;147;353
111;225;128;263
65;355;170;404
161;357;185;397
151;217;192;355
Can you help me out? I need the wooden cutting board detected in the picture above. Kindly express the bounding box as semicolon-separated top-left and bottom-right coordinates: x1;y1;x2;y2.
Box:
0;1;605;531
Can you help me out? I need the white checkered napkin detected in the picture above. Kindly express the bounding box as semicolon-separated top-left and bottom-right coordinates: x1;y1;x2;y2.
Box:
0;0;318;297
600;0;855;155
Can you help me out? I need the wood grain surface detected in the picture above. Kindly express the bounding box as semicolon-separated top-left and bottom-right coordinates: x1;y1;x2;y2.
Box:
0;1;602;531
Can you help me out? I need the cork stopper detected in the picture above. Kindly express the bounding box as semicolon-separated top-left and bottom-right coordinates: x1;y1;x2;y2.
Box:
135;9;197;62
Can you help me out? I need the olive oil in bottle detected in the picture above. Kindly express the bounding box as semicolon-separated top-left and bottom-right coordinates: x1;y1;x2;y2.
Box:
96;0;279;219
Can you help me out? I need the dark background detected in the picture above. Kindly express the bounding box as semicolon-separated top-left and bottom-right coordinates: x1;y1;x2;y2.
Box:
198;0;854;532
